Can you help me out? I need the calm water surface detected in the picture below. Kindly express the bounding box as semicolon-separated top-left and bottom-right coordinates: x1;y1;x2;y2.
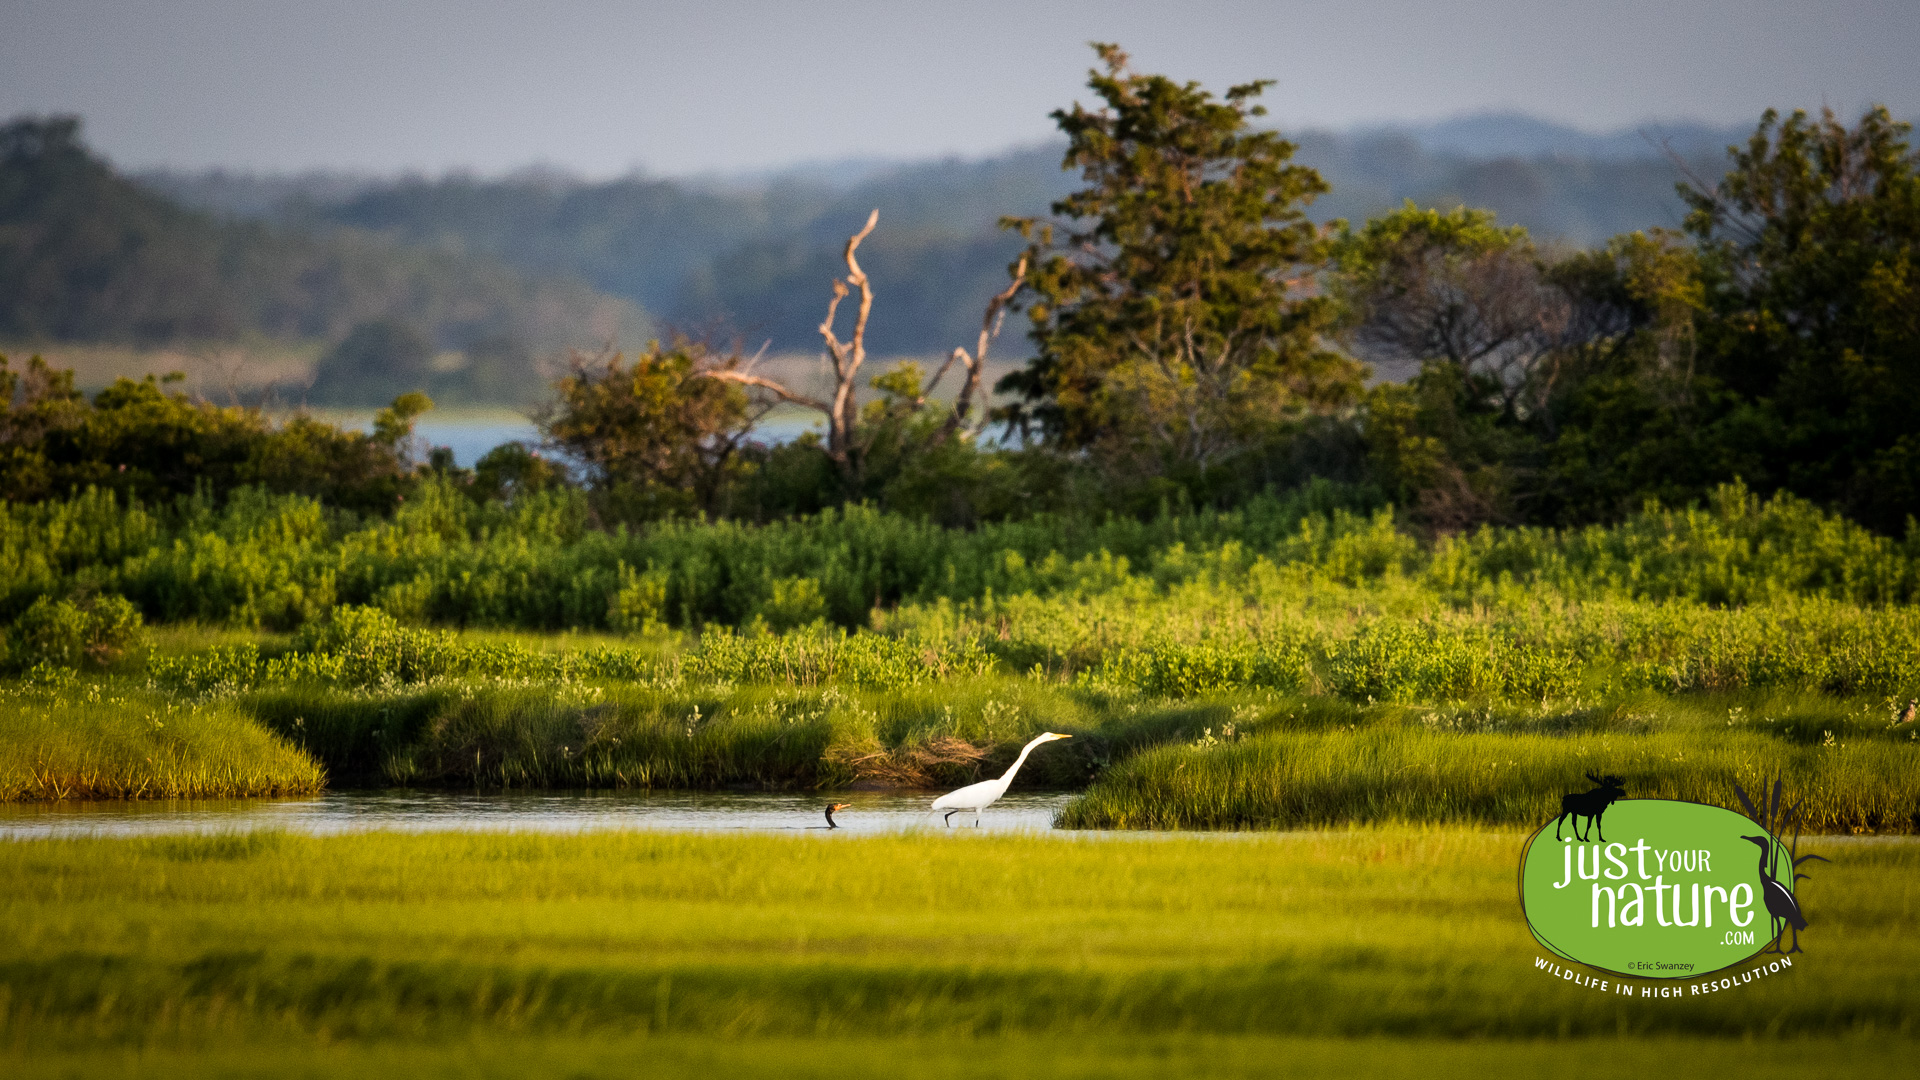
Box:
0;790;1073;840
6;794;1897;844
325;414;826;467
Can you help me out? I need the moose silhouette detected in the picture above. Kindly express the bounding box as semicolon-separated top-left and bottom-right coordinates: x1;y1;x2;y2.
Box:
1553;772;1626;843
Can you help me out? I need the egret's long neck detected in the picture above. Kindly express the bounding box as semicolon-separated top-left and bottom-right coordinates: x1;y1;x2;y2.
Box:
996;735;1049;787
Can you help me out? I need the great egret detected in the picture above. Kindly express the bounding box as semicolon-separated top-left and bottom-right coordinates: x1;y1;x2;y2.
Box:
931;732;1071;826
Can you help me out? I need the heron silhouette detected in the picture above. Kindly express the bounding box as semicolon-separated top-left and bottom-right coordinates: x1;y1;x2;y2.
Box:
1739;835;1810;953
1732;780;1831;954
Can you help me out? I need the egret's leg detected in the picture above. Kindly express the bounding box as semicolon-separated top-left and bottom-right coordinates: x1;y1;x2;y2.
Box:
943;810;957;827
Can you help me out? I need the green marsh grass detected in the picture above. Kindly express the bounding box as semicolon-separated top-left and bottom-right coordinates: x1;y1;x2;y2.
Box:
1059;706;1920;831
0;828;1911;1072
894;586;1920;699
14;503;1920;810
230;677;1191;790
0;684;322;801
10;1034;1913;1079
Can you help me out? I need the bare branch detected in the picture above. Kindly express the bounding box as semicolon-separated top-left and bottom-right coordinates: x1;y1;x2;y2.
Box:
1657;132;1761;245
829;209;879;453
702;369;832;414
819;279;852;378
926;348;964;400
743;339;772;373
927;256;1030;446
955;254;1027;432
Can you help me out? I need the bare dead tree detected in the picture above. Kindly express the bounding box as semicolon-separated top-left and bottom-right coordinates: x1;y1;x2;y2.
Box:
925;253;1026;446
705;208;876;478
704;209;1028;475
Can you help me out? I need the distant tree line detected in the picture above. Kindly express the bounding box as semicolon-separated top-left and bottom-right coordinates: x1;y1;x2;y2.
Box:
0;117;646;406
143;114;1738;361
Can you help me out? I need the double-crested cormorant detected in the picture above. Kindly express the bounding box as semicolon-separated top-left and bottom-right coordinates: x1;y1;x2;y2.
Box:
823;802;852;829
931;732;1071;826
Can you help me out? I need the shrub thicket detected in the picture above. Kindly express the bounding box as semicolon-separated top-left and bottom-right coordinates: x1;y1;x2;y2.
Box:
3;477;1912;635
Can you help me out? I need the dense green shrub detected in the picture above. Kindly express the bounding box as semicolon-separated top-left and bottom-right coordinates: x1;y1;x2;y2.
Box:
0;592;142;671
9;478;1919;636
0;356;433;514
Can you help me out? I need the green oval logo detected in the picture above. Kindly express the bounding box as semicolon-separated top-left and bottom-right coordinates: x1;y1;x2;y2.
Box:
1519;799;1797;979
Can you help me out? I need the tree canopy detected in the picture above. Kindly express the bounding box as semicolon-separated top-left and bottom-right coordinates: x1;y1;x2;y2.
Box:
999;45;1364;483
1681;106;1920;532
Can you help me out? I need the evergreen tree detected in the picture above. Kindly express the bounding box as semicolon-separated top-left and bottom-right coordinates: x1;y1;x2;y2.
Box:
999;45;1364;488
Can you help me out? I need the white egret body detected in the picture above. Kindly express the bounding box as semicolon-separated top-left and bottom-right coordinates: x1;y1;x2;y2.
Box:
931;732;1071;826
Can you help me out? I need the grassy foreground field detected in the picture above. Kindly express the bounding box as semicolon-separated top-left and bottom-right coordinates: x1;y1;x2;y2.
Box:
0;828;1914;1077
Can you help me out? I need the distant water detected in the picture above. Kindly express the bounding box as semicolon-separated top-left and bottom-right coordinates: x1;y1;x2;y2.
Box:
0;789;1074;839
412;415;539;465
308;412;827;467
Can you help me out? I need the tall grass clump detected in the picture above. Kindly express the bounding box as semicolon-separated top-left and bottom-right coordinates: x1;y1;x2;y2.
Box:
1058;725;1920;832
0;682;323;800
231;678;1181;791
381;684;849;789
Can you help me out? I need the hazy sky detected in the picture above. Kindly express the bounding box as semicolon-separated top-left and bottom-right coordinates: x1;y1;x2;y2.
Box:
3;0;1914;177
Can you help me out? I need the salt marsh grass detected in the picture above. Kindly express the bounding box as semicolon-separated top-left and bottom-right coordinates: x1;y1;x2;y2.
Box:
1058;724;1920;831
7;479;1920;815
0;684;322;800
9;1034;1911;1080
0;828;1911;1072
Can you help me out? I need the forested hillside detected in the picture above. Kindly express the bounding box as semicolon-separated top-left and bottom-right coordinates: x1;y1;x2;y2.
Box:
145;115;1742;357
0;117;647;404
